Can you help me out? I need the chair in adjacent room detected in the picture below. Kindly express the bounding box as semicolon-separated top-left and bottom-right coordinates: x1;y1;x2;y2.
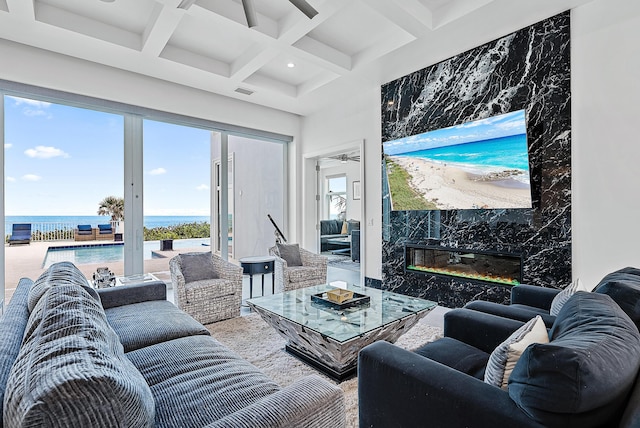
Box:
169;251;243;324
269;243;327;292
8;224;31;245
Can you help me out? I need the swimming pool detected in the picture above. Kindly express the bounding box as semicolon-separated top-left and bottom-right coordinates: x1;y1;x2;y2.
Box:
42;238;210;268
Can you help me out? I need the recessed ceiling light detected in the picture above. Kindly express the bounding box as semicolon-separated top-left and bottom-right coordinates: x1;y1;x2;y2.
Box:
100;0;116;3
287;63;295;68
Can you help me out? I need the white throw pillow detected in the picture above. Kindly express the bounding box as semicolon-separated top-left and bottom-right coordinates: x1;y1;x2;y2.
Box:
484;315;549;390
550;278;589;316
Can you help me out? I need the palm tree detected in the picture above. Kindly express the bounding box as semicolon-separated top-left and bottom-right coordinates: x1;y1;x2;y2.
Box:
97;196;124;221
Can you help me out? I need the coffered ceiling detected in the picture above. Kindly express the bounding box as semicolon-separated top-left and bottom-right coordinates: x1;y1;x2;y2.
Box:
0;0;595;115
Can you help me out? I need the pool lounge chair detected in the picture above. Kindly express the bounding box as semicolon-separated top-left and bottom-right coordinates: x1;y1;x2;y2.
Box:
95;223;114;240
74;224;96;241
8;224;31;245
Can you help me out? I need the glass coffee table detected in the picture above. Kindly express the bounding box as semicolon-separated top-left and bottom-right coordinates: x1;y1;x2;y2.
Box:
247;282;436;381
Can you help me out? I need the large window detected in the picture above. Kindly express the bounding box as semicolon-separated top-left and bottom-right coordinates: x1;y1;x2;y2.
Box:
326;175;347;220
1;83;290;306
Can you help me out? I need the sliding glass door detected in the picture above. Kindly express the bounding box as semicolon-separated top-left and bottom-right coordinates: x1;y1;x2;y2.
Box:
1;83;290;307
212;134;285;260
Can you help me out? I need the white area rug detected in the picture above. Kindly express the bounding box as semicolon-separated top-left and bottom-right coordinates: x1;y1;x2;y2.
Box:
206;312;443;428
325;254;361;273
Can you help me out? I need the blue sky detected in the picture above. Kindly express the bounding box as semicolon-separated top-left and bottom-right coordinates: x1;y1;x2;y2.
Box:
383;109;527;155
4;96;211;216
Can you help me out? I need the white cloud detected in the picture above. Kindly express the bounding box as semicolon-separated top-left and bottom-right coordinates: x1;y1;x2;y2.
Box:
149;168;167;176
4;143;12;149
9;96;51;109
24;145;69;159
9;96;52;118
6;176;16;182
22;174;42;181
196;184;210;191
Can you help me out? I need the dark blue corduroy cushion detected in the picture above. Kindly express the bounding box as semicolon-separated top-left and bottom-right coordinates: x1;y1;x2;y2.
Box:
78;224;92;231
509;292;640;427
414;337;489;379
594;268;640;330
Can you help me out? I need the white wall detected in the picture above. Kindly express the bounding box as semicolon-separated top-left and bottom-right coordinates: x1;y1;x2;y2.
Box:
302;0;640;283
572;0;640;286
302;87;381;278
211;136;286;260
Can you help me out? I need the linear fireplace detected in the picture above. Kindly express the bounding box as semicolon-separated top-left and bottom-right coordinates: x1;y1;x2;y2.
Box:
405;244;522;286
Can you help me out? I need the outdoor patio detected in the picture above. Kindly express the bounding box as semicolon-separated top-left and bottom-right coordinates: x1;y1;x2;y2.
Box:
4;239;362;316
3;239;209;304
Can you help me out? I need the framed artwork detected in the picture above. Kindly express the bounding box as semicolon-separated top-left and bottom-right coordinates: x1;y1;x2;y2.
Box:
353;181;361;200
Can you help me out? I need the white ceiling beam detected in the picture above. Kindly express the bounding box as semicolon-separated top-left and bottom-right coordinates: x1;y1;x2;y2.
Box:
366;0;434;37
142;3;186;57
229;43;279;82
160;44;230;77
434;0;493;29
278;0;346;44
35;3;140;51
388;0;434;29
194;0;279;39
292;36;351;73
352;29;416;69
6;0;34;20
296;70;340;97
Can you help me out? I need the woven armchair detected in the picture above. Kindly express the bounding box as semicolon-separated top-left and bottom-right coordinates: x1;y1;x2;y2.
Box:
268;245;327;293
169;252;243;325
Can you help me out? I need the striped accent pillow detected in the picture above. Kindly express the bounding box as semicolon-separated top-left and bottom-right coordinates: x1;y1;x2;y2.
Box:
550;278;589;316
484;315;549;390
4;284;155;428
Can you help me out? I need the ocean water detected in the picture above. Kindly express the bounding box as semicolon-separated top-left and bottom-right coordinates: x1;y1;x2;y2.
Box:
402;134;530;172
5;215;209;236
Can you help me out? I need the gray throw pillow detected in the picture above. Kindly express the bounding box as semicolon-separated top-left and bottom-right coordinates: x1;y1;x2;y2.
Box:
179;252;218;283
4;284;155;428
276;243;303;266
484;315;549;390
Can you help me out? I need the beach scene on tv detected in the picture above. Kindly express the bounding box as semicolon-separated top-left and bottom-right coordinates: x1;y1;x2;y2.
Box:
383;109;533;211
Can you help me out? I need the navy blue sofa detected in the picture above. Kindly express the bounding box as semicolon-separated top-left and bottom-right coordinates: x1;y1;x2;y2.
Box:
465;267;640;329
359;290;640;428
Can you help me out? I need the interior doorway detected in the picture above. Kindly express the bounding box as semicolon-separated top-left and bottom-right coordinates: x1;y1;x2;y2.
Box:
303;141;365;285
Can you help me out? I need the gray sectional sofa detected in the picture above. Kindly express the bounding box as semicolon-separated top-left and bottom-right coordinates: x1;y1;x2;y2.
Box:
0;262;345;428
320;219;359;252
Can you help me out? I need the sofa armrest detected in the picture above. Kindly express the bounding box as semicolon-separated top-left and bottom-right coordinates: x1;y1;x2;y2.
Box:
204;375;345;428
358;341;539;428
444;308;526;353
97;281;167;309
511;284;560;309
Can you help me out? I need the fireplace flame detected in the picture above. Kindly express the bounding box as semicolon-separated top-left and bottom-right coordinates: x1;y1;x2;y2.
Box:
407;265;519;286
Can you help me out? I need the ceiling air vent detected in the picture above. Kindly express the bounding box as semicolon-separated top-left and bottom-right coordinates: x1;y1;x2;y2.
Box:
234;88;254;96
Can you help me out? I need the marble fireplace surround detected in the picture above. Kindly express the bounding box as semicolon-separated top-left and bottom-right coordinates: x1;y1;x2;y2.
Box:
379;12;572;308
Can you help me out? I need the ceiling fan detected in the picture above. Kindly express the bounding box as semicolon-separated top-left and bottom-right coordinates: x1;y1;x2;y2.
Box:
330;153;361;163
178;0;318;28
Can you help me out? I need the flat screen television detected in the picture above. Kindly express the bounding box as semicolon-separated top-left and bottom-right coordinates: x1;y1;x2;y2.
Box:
383;109;532;211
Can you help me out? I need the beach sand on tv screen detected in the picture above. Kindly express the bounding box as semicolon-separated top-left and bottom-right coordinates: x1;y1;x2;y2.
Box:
391;156;532;210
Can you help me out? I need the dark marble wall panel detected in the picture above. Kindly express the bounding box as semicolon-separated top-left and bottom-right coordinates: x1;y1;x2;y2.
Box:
380;12;571;308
